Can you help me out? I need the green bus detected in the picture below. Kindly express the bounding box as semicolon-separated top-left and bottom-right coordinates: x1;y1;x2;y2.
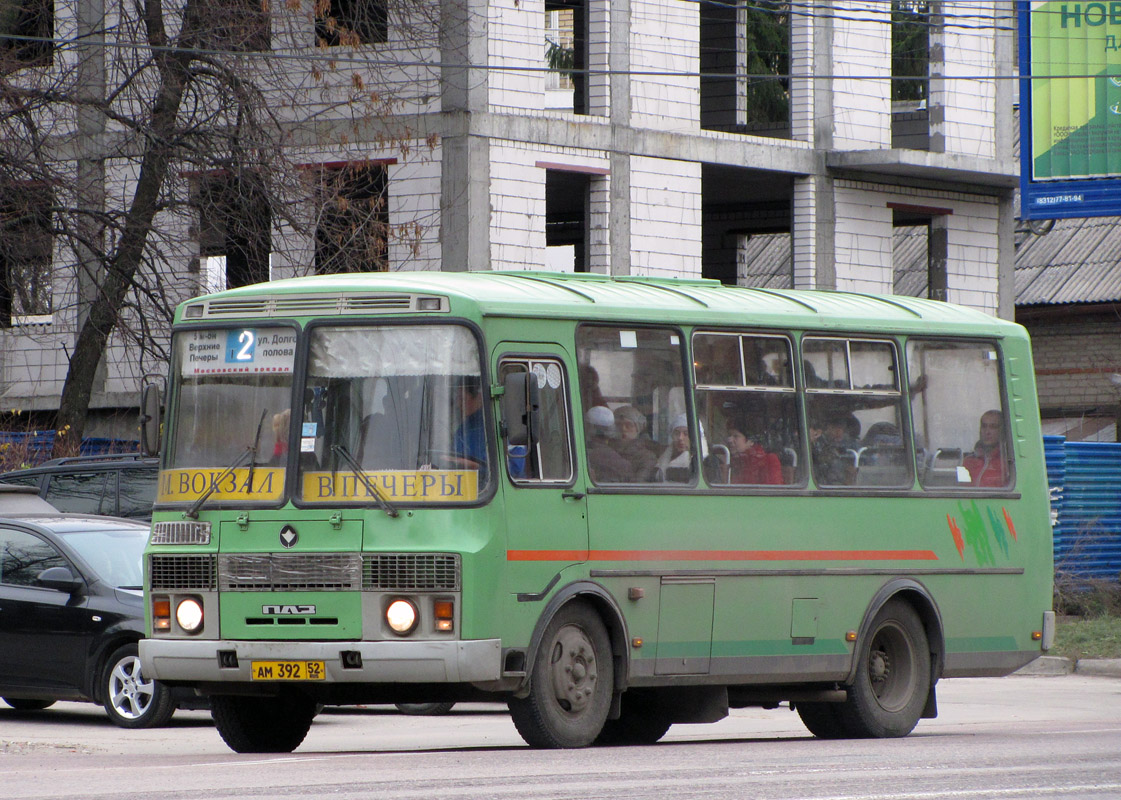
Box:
139;272;1054;753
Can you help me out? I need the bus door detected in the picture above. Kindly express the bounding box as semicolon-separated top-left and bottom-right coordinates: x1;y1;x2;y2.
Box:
495;350;588;598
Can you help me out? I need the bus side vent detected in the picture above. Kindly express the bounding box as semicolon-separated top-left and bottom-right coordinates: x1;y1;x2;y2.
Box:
149;554;217;590
363;553;461;591
219;553;362;591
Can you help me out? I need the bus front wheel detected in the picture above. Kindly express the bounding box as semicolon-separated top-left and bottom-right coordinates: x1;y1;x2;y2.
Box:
211;692;317;753
508;601;613;748
836;599;931;739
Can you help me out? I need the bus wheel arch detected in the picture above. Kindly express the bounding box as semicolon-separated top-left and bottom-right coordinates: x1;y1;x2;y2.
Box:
848;579;945;688
517;581;630;700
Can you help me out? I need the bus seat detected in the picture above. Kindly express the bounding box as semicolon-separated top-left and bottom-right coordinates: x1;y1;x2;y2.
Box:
924;447;964;486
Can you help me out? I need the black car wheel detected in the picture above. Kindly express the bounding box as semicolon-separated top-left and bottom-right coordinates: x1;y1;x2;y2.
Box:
102;643;175;728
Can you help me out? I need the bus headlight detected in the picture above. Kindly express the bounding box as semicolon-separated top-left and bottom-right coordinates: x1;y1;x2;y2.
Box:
386;599;418;635
176;598;204;633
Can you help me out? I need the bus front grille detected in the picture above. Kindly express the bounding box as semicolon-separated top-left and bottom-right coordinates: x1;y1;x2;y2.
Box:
219;553;362;591
149;554;217;590
363;553;461;591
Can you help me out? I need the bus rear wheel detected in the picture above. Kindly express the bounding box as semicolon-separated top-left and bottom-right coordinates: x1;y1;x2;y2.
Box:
594;691;671;746
211;692;317;753
508;601;613;749
794;701;847;739
835;599;931;739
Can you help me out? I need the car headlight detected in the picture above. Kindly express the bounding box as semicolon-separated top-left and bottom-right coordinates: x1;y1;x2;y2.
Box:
176;597;204;633
386;599;418;635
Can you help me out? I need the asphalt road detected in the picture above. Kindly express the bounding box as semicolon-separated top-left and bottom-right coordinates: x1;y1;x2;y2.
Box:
1;675;1119;800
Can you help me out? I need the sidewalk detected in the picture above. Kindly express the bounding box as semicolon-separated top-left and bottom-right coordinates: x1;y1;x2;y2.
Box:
1014;656;1121;677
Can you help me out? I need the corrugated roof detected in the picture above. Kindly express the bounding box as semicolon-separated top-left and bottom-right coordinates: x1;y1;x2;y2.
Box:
1015;216;1121;305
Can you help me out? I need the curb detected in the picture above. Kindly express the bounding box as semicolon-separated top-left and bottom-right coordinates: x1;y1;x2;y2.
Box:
1014;656;1121;678
1015;656;1073;676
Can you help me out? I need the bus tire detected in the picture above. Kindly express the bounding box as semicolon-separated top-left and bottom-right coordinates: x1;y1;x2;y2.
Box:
794;701;848;739
837;599;931;738
508;600;613;749
211;692;317;753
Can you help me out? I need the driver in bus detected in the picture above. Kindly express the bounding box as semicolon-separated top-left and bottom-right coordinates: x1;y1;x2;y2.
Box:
450;375;487;476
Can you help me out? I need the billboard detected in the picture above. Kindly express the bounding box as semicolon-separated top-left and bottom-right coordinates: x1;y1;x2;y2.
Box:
1020;1;1121;218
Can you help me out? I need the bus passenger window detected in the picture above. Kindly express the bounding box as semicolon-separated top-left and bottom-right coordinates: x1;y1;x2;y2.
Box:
907;340;1012;489
576;326;691;485
694;332;801;487
803;337;911;488
498;359;574;484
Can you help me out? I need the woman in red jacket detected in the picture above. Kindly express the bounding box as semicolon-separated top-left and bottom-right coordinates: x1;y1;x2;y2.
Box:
724;422;783;486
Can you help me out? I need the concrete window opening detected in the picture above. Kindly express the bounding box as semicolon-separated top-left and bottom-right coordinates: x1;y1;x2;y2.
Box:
197;173;272;290
700;0;790;138
314;163;389;274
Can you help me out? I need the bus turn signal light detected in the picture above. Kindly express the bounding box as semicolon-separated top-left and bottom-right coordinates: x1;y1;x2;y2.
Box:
153;598;171;631
434;600;454;632
1032;631;1043;641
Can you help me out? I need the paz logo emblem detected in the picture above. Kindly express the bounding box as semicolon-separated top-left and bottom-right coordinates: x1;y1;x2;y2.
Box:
279;525;298;549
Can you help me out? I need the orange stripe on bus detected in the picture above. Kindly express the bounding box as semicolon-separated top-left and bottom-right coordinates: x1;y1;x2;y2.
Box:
506;549;938;562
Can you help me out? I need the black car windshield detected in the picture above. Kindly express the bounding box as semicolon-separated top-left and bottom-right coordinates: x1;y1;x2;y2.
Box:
60;527;146;589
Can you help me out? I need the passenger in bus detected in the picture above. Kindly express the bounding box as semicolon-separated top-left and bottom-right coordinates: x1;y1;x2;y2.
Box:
963;409;1008;487
860;421;904;465
611;405;658;482
656;414;693;482
724;421;783;485
584;406;631;483
271;409;291;464
812;412;859;485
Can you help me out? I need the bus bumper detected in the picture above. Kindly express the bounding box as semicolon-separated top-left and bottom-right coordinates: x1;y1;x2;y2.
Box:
140;638;503;684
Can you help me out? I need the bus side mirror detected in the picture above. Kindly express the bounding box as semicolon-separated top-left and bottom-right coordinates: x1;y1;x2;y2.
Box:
502;372;540;447
139;382;162;456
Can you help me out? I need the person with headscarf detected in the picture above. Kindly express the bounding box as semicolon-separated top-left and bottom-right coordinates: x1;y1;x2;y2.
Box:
656;413;693;481
611;405;658;482
584;405;631;483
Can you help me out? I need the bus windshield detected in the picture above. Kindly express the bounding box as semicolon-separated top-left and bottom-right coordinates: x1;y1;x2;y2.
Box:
297;323;488;505
162;327;297;505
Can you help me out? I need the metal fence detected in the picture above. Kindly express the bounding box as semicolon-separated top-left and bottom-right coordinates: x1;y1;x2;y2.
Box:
0;431;139;467
1044;435;1121;582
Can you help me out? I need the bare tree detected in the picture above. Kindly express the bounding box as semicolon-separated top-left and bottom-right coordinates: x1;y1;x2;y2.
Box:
0;0;445;450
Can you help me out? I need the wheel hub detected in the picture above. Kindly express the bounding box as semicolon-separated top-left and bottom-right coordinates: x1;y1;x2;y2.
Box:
550;625;597;715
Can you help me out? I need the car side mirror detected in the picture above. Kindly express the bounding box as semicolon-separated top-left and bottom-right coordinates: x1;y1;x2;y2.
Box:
502;372;541;447
36;566;85;595
139;382;162;456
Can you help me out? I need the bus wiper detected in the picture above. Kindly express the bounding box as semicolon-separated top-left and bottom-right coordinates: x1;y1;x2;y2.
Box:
246;409;269;495
183;447;252;520
185;409;270;520
331;444;400;518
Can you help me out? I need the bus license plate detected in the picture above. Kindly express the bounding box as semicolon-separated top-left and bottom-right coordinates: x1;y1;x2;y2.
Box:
250;660;325;681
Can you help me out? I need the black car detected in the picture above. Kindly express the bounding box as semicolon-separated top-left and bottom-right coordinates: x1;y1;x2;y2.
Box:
0;453;158;520
0;496;179;727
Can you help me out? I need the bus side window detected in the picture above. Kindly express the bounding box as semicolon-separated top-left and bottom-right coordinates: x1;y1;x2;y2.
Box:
693;331;802;488
498;358;574;485
804;337;911;489
907;339;1012;490
576;325;691;486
